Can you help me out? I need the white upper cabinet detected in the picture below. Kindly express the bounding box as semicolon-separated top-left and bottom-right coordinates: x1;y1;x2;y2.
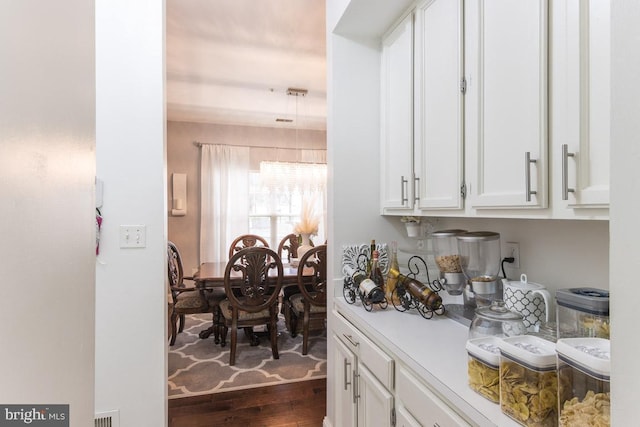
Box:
380;12;415;212
414;0;465;211
554;0;610;213
465;0;549;209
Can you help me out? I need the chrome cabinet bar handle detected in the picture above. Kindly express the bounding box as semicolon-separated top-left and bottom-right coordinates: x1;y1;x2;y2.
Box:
525;152;537;202
343;359;351;391
401;176;408;205
414;176;420;203
353;372;360;403
343;334;359;347
562;144;576;200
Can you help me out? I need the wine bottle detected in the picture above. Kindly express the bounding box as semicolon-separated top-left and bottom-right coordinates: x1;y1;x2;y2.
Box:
344;265;366;287
385;241;400;303
388;267;442;311
366;239;376;275
358;278;386;303
369;250;385;289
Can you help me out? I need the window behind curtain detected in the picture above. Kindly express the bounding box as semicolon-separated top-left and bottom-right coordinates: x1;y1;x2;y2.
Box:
249;171;326;249
248;171;303;248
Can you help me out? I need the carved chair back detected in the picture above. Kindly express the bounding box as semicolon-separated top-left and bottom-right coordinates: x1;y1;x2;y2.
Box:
224;246;283;313
296;244;327;307
228;234;269;259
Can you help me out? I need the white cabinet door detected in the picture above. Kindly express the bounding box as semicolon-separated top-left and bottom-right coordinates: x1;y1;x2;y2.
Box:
357;363;394;427
332;334;357;427
397;367;471;427
380;12;415;212
396;405;422;427
465;0;549;209
557;0;610;210
415;0;464;211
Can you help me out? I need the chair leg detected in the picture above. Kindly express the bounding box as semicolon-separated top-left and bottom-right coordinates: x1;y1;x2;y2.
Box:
178;314;186;332
302;308;310;355
170;311;179;346
230;316;238;366
290;311;298;338
270;308;279;360
220;323;228;347
213;307;221;345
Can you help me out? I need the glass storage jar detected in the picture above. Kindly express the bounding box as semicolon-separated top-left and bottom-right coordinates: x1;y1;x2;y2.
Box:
432;229;467;295
466;336;502;403
498;335;558;427
556;338;610;427
556;288;610;339
469;300;527;339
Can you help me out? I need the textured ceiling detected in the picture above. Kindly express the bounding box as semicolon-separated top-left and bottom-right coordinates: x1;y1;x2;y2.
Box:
166;0;327;130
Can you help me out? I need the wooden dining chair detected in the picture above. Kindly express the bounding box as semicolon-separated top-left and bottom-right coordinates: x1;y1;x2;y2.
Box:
228;234;269;259
219;246;284;366
277;233;300;263
287;244;327;355
168;241;225;346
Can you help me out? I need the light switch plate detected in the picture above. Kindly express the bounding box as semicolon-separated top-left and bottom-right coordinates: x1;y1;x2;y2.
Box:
119;225;146;248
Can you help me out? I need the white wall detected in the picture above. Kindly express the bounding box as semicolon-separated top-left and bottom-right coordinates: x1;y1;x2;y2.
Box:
610;0;640;422
95;1;167;426
0;2;96;425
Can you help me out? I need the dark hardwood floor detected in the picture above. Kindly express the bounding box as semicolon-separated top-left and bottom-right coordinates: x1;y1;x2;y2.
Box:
168;378;327;427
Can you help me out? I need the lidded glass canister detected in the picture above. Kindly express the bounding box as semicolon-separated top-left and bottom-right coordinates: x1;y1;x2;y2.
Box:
432;229;467;295
457;231;501;297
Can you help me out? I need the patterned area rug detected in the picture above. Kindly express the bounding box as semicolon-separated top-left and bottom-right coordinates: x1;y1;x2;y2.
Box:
168;313;327;398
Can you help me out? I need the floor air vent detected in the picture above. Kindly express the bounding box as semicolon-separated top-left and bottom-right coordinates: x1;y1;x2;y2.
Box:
95;410;120;427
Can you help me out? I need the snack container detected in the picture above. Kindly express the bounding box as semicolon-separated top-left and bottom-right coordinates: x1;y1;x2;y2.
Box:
556;338;610;427
556;288;609;339
499;335;558;426
466;336;502;403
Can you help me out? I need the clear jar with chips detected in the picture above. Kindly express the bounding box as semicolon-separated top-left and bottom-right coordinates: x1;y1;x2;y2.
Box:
556;338;610;427
466;336;502;403
498;335;558;427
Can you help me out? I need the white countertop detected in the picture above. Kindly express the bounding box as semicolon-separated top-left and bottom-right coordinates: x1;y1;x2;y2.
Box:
333;297;520;427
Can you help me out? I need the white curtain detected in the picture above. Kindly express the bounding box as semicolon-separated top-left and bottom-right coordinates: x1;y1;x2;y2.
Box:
200;144;250;263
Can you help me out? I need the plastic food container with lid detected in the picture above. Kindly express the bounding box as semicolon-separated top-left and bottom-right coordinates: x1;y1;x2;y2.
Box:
466;336;502;403
556;338;610;427
556;288;610;339
498;335;558;427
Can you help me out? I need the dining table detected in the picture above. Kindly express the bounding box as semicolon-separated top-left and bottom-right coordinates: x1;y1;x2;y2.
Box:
193;261;307;344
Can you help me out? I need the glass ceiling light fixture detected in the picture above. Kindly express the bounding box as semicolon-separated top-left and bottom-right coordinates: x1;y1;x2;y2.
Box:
260;87;326;193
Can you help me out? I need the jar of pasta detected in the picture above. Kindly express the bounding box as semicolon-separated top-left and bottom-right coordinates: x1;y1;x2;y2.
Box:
498;335;558;426
556;338;610;427
466;336;502;403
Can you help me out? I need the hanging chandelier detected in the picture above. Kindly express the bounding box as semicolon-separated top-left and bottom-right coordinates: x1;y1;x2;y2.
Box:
259;87;327;193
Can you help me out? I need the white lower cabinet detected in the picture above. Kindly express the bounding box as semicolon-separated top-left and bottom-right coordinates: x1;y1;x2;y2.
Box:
396;367;471;427
396;405;421;427
358;363;394;427
332;335;357;426
333;310;395;427
332;310;471;427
